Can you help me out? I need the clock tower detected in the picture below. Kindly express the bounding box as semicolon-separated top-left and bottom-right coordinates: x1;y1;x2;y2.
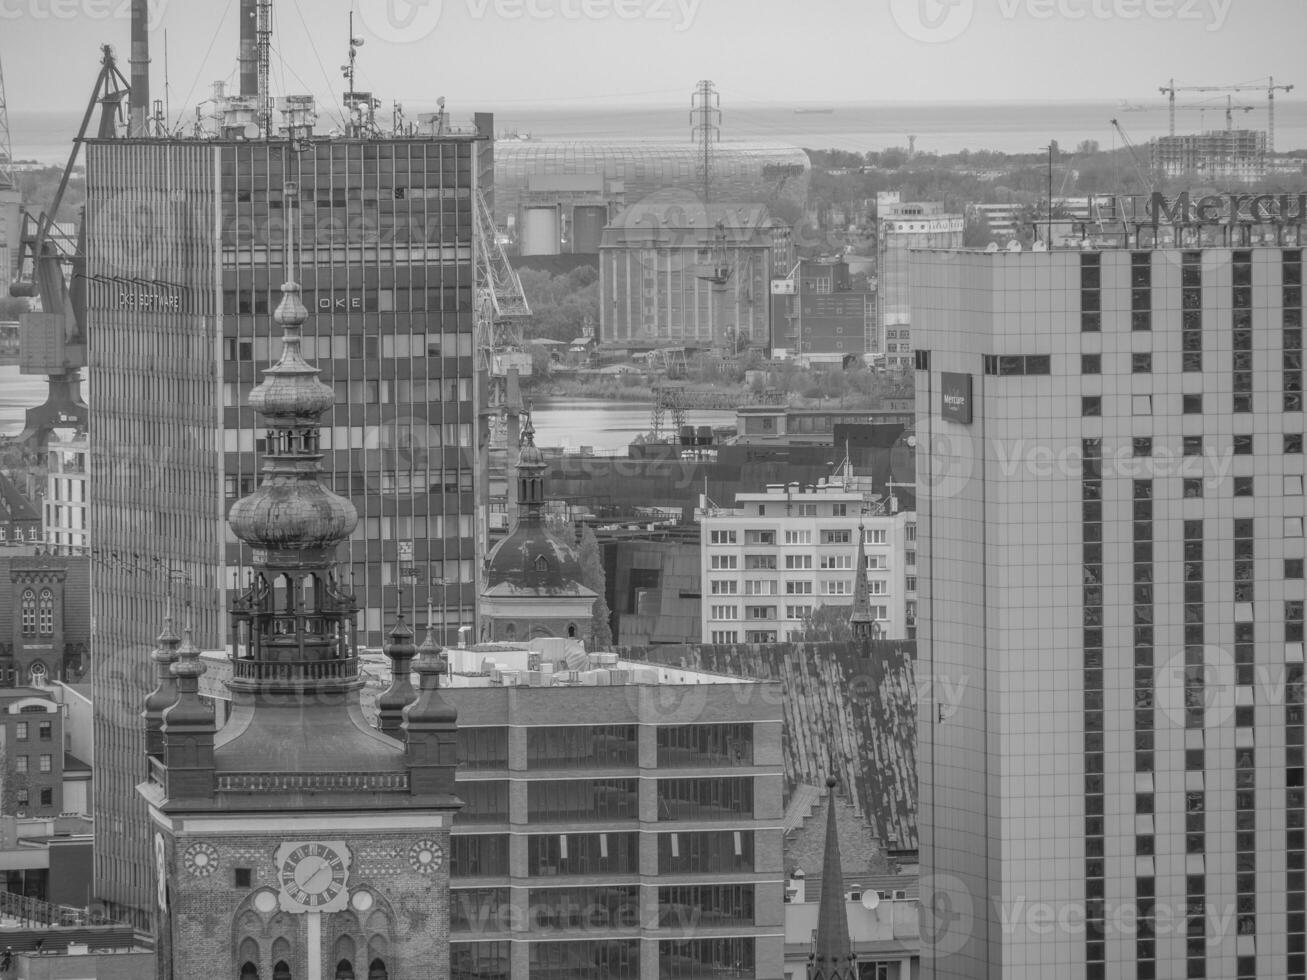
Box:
139;185;461;980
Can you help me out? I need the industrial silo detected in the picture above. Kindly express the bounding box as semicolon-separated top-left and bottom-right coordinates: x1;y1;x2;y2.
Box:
571;205;608;254
519;206;561;256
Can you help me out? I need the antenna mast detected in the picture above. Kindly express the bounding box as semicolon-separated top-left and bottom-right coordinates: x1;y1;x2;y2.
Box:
257;0;273;137
690;80;720;204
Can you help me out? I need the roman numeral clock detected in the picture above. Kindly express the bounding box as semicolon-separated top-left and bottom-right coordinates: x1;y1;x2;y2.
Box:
276;842;351;913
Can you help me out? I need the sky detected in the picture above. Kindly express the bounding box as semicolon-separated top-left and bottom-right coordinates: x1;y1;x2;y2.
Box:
0;0;1304;115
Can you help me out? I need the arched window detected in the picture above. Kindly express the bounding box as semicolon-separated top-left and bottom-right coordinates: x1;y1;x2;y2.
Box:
20;590;37;635
335;960;356;980
534;556;549;575
567;623;577;638
367;960;388;980
239;963;260;980
272;962;291;980
38;589;54;635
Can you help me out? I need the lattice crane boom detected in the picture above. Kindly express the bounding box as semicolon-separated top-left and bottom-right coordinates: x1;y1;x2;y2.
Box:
0;53;14;191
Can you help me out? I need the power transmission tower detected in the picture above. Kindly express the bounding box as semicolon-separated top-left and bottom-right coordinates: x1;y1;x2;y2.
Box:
0;54;14;189
690;80;720;204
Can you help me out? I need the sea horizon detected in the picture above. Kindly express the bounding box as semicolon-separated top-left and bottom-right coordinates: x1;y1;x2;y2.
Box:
12;97;1307;161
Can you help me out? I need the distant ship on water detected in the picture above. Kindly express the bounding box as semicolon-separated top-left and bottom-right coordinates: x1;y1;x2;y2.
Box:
794;108;835;115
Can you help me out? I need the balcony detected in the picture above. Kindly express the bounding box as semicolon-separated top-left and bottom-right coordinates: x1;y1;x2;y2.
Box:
216;771;409;793
230;656;358;683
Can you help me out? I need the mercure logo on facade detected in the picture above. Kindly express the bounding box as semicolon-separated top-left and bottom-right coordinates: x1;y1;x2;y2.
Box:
1146;191;1307;226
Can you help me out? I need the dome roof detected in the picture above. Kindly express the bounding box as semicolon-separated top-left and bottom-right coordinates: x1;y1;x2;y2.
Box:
485;520;590;597
228;480;358;552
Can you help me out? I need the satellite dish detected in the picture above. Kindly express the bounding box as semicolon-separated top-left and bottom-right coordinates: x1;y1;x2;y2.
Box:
984;241;1000;253
906;435;917;448
243;122;260;139
861;891;881;911
1032;240;1047;251
1007;240;1023;252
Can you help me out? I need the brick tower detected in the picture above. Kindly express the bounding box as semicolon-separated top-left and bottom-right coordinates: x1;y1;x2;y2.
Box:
138;184;461;980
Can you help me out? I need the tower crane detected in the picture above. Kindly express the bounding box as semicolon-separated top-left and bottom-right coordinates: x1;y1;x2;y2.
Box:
0;52;15;192
1159;77;1294;153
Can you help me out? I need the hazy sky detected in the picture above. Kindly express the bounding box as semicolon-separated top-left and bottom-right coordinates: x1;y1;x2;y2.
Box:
1;0;1303;115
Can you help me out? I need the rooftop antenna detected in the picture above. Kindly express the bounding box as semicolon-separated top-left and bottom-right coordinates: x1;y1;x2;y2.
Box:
257;0;273;137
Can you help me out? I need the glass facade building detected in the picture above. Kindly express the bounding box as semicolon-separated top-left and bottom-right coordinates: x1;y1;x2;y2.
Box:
915;243;1307;979
85;132;487;927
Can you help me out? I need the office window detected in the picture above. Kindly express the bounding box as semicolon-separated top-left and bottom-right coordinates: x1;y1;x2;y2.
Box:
39;788;52;807
14;756;27;774
656;778;753;821
527;779;639;821
457;728;508;770
1082;396;1102;417
657;725;753;767
709;530;737;545
527;727;637;769
1082;354;1101;374
659;938;755;980
527;832;639;876
657;830;753;874
1183;394;1202;414
1132;353;1152;374
15;723;27;741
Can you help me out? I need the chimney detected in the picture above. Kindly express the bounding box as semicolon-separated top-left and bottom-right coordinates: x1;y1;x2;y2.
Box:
128;0;150;136
239;0;258;97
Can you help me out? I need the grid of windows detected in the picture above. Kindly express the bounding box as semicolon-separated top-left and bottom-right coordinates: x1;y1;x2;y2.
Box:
526;726;637;769
656;778;753;821
449;835;510;878
1234;251;1254;412
1131;251;1152;331
658;938;755;980
1081;252;1101;332
1288;250;1303;411
527;832;640;876
458;728;508;770
460;781;510;823
528;886;641;930
530;939;640;980
1182;250;1202;372
451;941;510;980
1082;436;1106;977
1289;593;1306;980
1133;478;1157;977
657;885;755;928
450;888;510;932
657;725;754;767
526;779;639;822
657;830;753;874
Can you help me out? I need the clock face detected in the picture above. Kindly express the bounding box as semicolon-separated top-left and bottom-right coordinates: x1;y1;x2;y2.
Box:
409;837;444;874
276;841;351;912
183;842;219;878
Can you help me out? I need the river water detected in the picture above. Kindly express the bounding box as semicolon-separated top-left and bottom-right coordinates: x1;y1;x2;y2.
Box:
0;369;734;453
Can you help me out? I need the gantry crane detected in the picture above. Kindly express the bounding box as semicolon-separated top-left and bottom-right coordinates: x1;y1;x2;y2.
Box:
1159;77;1294;153
1111;118;1156;195
8;45;131;448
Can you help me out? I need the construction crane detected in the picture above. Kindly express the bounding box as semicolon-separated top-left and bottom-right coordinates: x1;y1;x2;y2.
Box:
0;53;15;191
1111;118;1155;195
8;45;132;448
1159;77;1294;153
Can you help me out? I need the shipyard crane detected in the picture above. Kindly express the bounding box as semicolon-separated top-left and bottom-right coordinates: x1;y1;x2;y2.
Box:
474;186;533;451
1159;77;1294;153
1111;118;1156;195
8;45;132;448
0;53;15;191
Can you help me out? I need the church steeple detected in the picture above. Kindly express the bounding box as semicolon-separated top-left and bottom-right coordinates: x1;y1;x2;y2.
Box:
517;407;546;518
808;772;857;980
142;597;181;761
378;605;419;738
848;522;877;640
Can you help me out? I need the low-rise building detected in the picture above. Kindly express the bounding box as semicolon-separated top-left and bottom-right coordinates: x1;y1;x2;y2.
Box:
43;433;88;552
698;484;916;643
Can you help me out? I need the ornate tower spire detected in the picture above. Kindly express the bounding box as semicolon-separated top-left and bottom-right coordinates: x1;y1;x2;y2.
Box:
226;180;360;697
378;603;419;738
516;405;546;520
848;521;876;640
808;772;857;980
142;596;182;761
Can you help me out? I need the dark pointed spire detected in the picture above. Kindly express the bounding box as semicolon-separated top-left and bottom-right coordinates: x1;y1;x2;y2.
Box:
378;601;419;739
848;521;876;640
161;618;216;800
142;596;182;760
808;772;856;980
403;612;458;796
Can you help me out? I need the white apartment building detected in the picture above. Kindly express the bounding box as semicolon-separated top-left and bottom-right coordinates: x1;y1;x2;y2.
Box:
44;431;88;552
698;483;916;643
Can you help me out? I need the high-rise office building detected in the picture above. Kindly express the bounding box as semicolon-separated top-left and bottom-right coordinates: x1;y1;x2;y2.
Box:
86;121;489;926
874;194;962;369
914;221;1307;978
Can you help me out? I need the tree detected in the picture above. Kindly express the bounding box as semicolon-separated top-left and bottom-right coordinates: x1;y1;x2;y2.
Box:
0;297;30;321
797;603;853;643
576;525;614;649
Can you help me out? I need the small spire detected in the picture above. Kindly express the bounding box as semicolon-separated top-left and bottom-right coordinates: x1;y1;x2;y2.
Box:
142;595;184;760
378;603;419;739
163;617;214;731
849;521;876;640
808;770;856;980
